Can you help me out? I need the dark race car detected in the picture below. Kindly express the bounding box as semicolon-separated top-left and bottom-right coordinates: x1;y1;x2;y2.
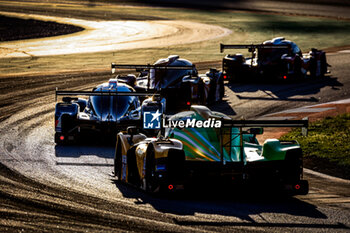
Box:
114;105;309;195
111;55;224;111
55;78;163;145
221;37;330;82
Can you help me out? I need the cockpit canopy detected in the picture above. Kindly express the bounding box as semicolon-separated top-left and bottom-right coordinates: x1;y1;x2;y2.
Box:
153;55;198;89
259;37;301;63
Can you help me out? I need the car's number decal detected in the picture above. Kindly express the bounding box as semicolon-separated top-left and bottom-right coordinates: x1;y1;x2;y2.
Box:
122;154;127;181
142;156;146;177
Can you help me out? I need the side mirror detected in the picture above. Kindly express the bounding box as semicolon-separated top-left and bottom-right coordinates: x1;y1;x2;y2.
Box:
62;97;78;103
248;127;263;135
201;76;210;85
281;53;290;60
129;109;140;120
182;75;200;84
182;75;192;81
127;126;140;136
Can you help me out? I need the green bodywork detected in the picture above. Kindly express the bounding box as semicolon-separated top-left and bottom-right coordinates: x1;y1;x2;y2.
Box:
167;110;300;163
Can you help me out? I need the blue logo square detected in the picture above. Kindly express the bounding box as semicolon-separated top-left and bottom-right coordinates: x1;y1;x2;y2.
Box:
143;110;161;129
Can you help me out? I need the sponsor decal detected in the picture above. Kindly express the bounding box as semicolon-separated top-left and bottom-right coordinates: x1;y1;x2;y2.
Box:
122;154;127;181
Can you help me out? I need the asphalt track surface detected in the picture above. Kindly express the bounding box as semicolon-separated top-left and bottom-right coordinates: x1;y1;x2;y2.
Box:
1;1;350;232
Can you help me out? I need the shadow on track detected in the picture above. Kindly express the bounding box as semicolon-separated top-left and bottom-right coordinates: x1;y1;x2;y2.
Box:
55;144;114;167
54;132;116;157
210;99;237;116
226;76;342;102
108;180;350;231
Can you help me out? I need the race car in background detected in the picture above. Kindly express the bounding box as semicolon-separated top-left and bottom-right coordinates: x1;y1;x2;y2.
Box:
114;105;309;195
54;79;162;145
221;37;329;82
111;55;224;110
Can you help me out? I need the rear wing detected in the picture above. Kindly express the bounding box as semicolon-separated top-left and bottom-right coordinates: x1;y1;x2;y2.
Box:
221;118;308;137
55;89;159;101
220;43;290;53
221;119;308;128
111;63;195;74
221;118;308;136
219;118;308;163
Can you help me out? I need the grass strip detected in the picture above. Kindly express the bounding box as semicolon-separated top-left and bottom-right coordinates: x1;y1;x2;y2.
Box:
281;113;350;179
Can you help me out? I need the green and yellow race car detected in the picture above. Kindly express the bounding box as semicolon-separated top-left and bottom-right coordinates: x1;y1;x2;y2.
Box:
114;105;309;195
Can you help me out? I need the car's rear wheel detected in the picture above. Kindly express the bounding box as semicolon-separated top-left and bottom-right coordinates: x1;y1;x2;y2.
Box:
293;56;303;79
320;52;328;77
114;139;122;179
219;73;225;101
144;147;157;192
127;150;140;186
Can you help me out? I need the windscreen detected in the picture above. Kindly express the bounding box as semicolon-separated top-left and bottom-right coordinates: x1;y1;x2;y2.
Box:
259;42;300;63
89;86;136;121
258;48;290;63
160;69;195;88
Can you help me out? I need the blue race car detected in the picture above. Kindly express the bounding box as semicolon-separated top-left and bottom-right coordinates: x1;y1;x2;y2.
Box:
55;78;162;144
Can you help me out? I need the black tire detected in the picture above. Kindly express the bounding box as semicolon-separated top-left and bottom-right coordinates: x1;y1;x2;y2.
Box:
208;80;217;105
284;148;303;182
114;139;122;179
219;74;225;100
127;149;140;186
144;147;157;192
293;55;303;79
309;60;316;79
320;52;327;77
198;81;206;105
181;82;192;106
